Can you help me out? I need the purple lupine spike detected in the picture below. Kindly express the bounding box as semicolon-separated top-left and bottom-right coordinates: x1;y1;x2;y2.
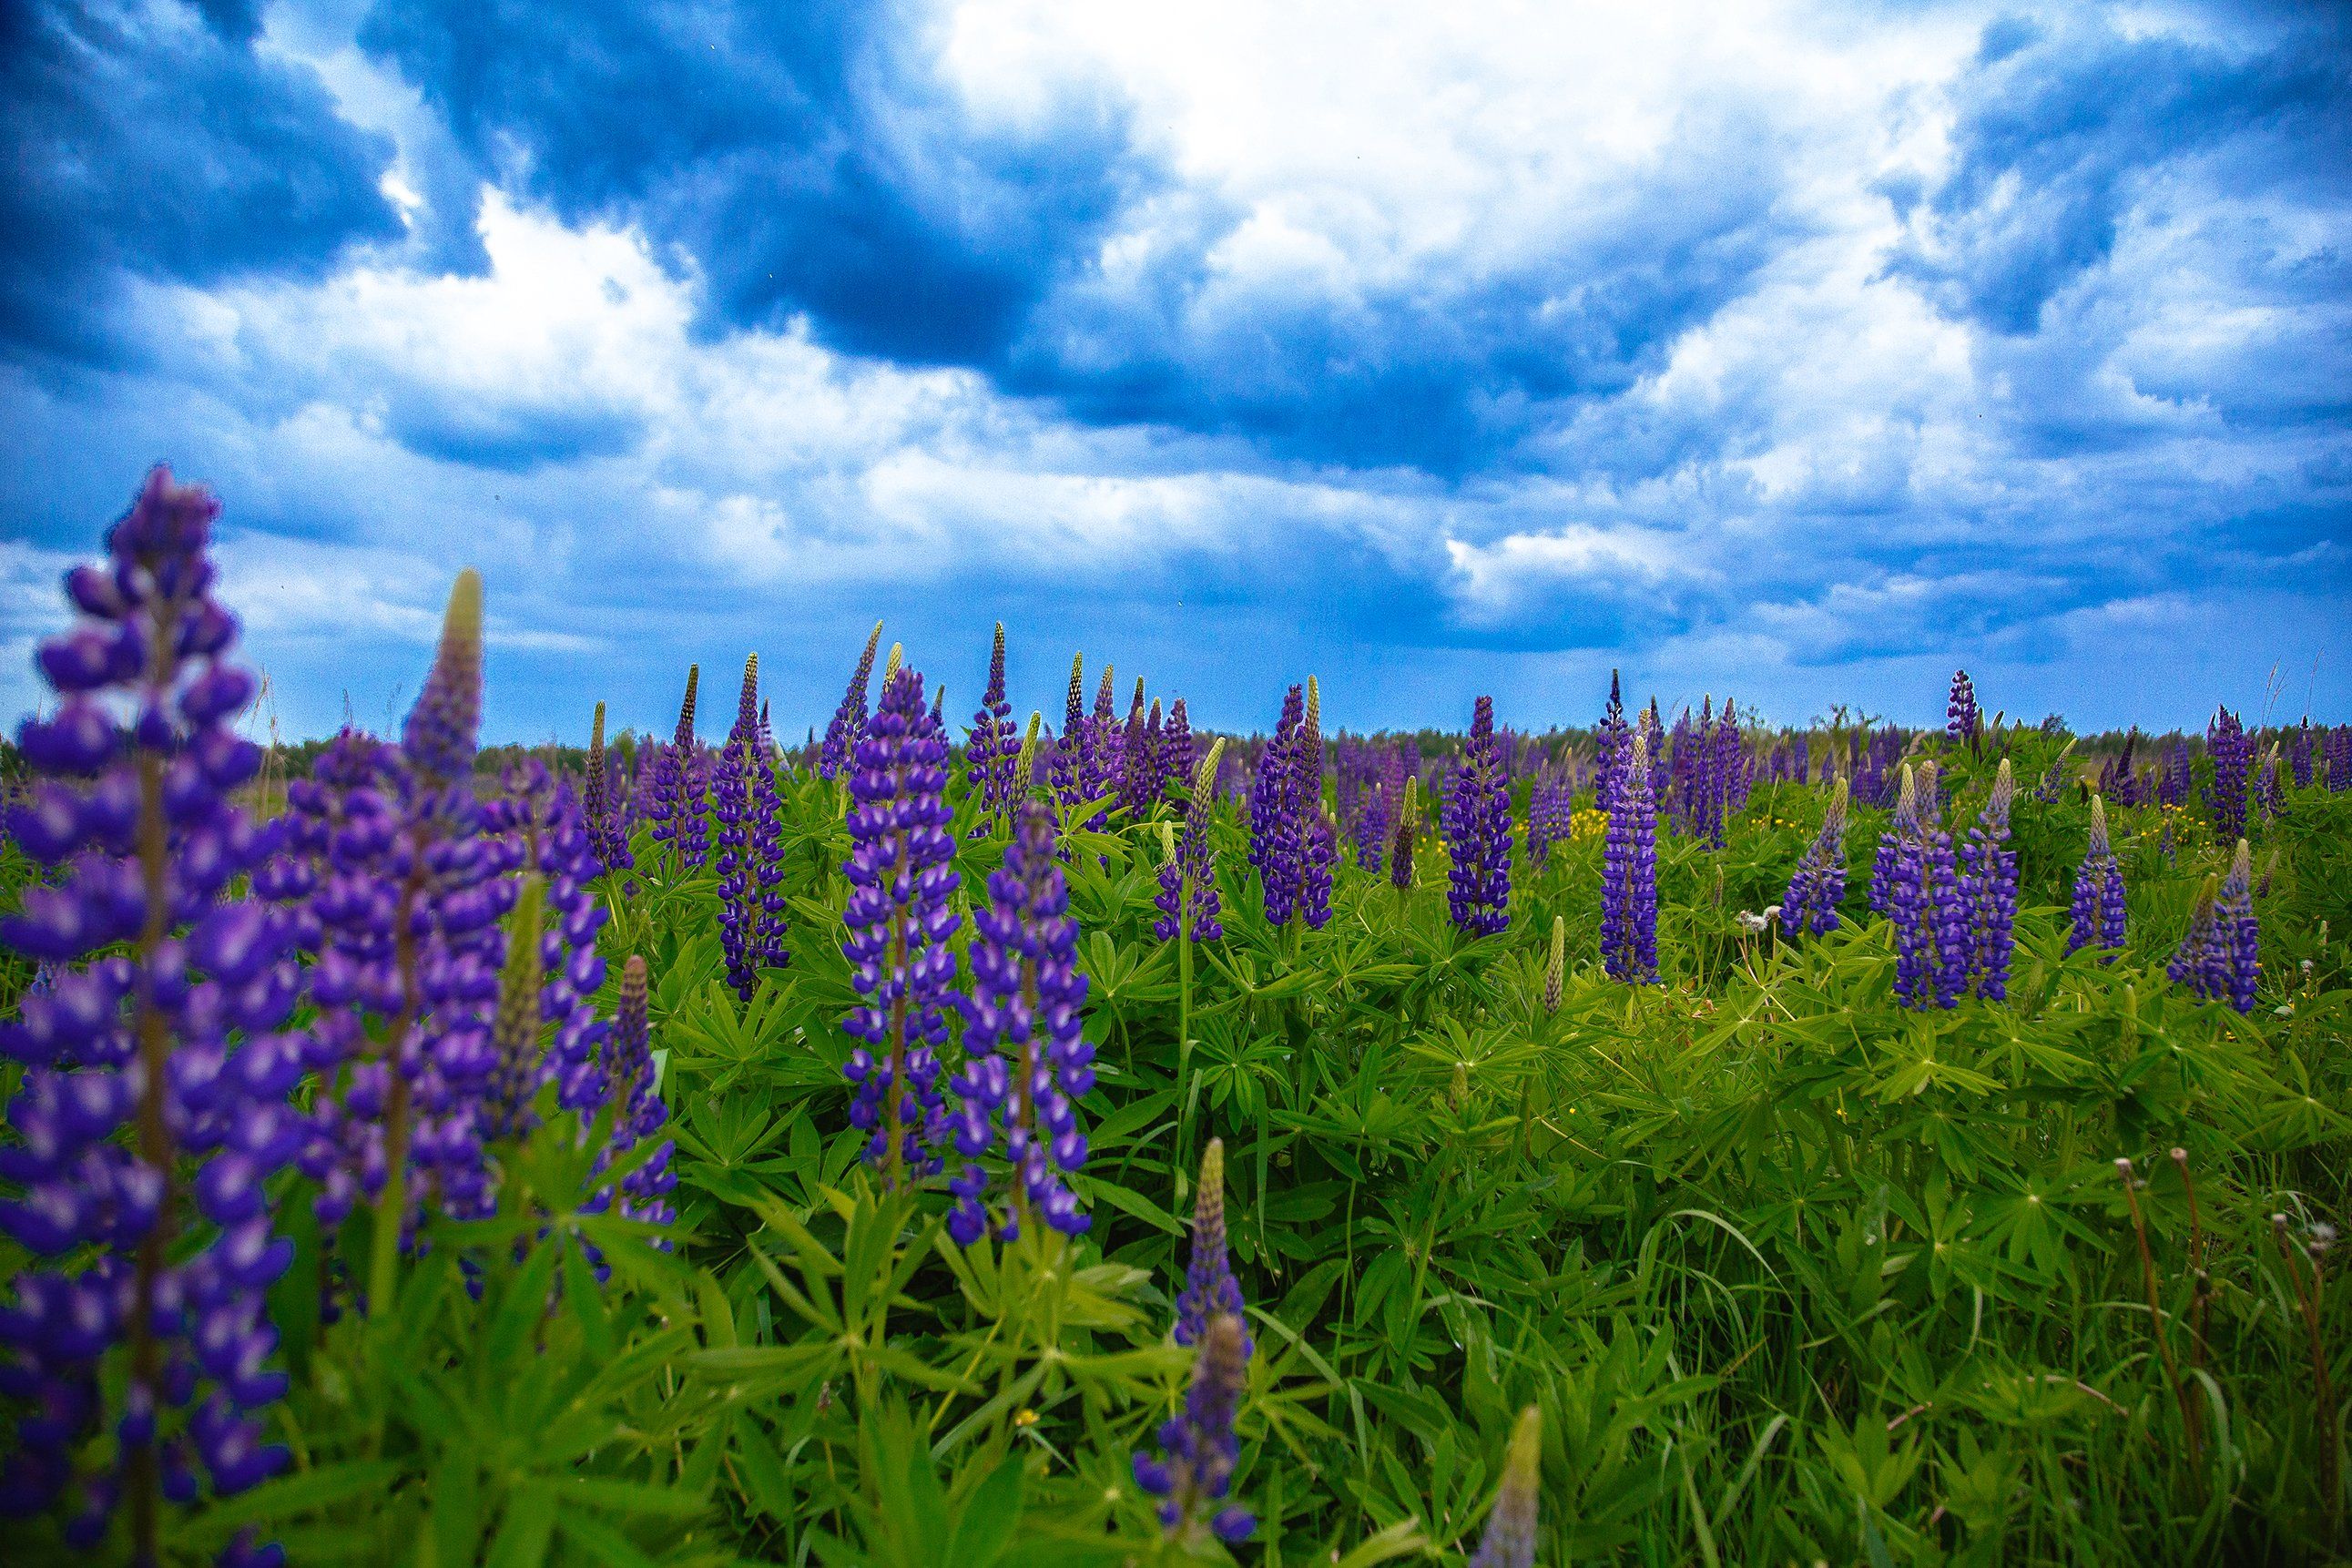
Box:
1880;763;1970;1009
1353;748;1400;874
1946;669;1980;750
712;656;787;1001
2160;740;2193;806
2101;731;2141;808
1156;743;1227;942
1444;696;1512;936
1716;698;1746;825
1782;776;1850;937
819;621;883;781
480;877;548;1143
840;667;961;1185
484;759;611;1119
1594;670;1628;814
1161;698;1196;807
402;569;484;791
582;702;632;874
2067;795;2127;954
2204;707;2252;841
1086;665;1121;806
1248;685;1308;926
1298;680;1334;930
600;956;676;1230
1468;1407;1543;1568
1132;1311;1255;1546
945;801;1095;1245
965;622;1015;822
1051;654;1093;810
1117;683;1156;819
644;665;708;873
0;468;300;1557
2327;726;2352;791
1599;731;1658;982
2288;721;2315;789
1669;705;1700;837
1145;697;1167;799
1960;760;2018;1000
2215;838;2259;1013
1173;1139;1249;1354
2169;872;2232;1007
1390;775;1419;891
1879;766;1929;1003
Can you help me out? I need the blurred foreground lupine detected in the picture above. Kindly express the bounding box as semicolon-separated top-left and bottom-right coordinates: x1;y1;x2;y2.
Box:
1443;696;1512;936
1960;759;2018;1000
598;956;676;1230
0;468;300;1562
840;667;960;1185
945;802;1094;1244
1781;776;1850;937
1132;1312;1254;1546
644;666;707;873
2067;796;2128;954
485;758;610;1118
1174;1139;1249;1358
1467;1405;1543;1568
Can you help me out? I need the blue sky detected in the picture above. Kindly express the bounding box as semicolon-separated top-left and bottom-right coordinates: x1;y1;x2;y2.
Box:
4;0;2347;744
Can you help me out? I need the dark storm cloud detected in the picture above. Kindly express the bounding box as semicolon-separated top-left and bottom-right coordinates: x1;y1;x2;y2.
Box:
0;0;403;361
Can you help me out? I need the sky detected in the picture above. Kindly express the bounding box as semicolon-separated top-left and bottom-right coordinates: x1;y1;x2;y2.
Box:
3;0;2347;745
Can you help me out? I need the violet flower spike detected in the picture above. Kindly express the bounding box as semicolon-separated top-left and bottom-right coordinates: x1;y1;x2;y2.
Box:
1131;1312;1255;1546
944;801;1094;1243
713;655;788;1001
1443;696;1512;936
1173;1138;1250;1356
643;665;708;873
819;621;883;781
1468;1406;1543;1568
839;667;962;1184
1599;731;1658;982
0;467;300;1558
1960;759;2018;1000
2066;795;2128;955
1782;775;1849;937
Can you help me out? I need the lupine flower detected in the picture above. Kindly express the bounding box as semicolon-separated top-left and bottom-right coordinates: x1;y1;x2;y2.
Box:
1879;763;1970;1009
485;759;612;1118
2180;838;2260;1014
0;468;301;1553
2204;707;2253;841
1248;686;1310;927
945;802;1095;1244
1444;697;1512;936
2288;721;2316;789
1298;679;1336;931
1087;665;1120;809
1782;776;1850;937
643;665;708;873
1467;1406;1543;1568
819;621;884;781
2035;738;2077;804
1156;742;1227;942
1174;1139;1249;1356
2161;740;2194;807
2254;742;2286;824
1947;669;1980;748
965;622;1016;823
1161;698;1196;806
482;877;549;1142
2100;731;2141;808
2327;725;2352;791
1050;655;1094;812
600;955;676;1229
713;655;789;1002
1117;683;1157;819
1599;732;1658;983
2066;795;2129;955
1594;670;1629;813
1543;916;1565;1014
582;701;632;874
1960;760;2018;1000
840;667;962;1184
1131;1312;1254;1546
1390;776;1419;891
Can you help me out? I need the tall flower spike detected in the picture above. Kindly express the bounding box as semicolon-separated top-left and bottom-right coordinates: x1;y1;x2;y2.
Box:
2169;873;2232;1006
2214;838;2259;1013
840;667;962;1184
1947;669;1980;750
2067;795;2128;954
1783;776;1849;937
583;701;632;873
1468;1406;1543;1568
1013;711;1043;802
1086;664;1119;809
1249;686;1308;925
1390;774;1419;891
1543;916;1565;1014
599;956;676;1229
2204;706;2252;841
965;621;1015;823
1;467;301;1557
1298;682;1336;930
483;877;547;1142
819;621;883;781
1174;1139;1250;1357
1156;740;1227;942
945;801;1095;1243
1051;654;1092;810
1960;759;2018;1000
714;655;788;1000
1444;697;1512;936
1160;697;1195;808
1599;732;1658;982
645;665;708;872
1132;1313;1254;1546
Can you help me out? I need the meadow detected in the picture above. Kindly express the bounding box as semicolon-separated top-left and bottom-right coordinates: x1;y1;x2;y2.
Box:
2;468;2347;1566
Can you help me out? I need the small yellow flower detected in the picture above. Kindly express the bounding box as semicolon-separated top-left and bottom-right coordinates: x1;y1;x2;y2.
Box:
1013;1408;1039;1429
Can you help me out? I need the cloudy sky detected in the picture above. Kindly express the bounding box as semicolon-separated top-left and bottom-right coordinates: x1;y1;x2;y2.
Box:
4;0;2347;743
